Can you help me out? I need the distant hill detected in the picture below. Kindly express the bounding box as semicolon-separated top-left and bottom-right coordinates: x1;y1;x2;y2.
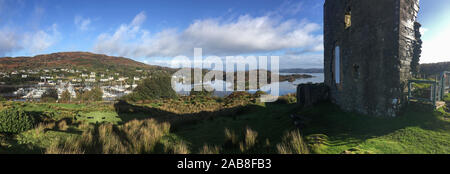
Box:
0;52;174;73
420;61;450;77
279;68;323;73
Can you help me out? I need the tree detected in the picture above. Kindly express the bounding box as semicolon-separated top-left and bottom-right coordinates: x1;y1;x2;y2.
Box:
411;22;422;77
77;87;103;103
60;89;71;103
124;73;177;101
41;88;58;103
90;86;103;101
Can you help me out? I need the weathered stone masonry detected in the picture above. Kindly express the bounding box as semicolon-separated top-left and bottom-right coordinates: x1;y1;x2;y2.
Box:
323;0;420;117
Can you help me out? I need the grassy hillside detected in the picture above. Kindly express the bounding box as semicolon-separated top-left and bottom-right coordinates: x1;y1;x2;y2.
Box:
0;93;449;154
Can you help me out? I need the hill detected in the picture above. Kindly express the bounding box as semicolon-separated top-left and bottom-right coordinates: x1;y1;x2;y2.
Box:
280;68;323;73
0;52;174;73
420;61;450;77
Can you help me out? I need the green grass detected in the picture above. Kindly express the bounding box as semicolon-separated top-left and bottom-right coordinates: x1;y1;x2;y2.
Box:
15;130;76;153
1;93;449;154
295;102;450;154
47;103;87;109
174;103;296;154
444;93;450;103
77;111;122;124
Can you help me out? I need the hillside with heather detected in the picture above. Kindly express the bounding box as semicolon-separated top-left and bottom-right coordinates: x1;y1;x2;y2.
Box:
0;52;174;73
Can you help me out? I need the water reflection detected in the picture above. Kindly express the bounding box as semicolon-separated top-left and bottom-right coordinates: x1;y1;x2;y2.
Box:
175;73;324;97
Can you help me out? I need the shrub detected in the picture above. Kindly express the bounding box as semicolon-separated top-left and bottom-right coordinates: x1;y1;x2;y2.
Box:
277;129;309;154
0;108;36;134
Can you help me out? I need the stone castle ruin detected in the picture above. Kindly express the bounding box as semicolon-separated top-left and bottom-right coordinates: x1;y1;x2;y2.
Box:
321;0;421;117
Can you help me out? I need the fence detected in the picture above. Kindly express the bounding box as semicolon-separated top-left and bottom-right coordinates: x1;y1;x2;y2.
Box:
407;71;450;108
440;71;450;100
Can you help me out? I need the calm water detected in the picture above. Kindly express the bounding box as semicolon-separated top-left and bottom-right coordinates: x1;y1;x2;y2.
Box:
175;73;324;97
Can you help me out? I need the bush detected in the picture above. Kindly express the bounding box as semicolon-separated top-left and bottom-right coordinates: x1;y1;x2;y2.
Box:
0;108;36;134
124;74;177;101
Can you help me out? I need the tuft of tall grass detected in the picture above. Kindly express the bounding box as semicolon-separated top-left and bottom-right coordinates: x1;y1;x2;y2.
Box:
45;119;173;154
224;128;238;148
199;144;221;154
58;120;69;131
240;127;258;152
169;141;190;154
46;136;85;154
35;122;56;135
277;129;309;154
77;121;90;130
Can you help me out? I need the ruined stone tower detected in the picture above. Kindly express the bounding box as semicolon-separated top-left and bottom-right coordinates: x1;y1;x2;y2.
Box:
324;0;420;117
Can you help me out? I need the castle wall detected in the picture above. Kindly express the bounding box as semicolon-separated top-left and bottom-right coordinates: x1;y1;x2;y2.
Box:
324;0;419;116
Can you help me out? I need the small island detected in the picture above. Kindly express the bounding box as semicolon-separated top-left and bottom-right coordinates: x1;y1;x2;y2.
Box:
279;74;314;83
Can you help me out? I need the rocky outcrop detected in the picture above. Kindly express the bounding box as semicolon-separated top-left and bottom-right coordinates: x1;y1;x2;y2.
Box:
296;83;329;108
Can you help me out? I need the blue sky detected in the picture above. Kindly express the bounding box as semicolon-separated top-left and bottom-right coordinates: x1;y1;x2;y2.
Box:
0;0;448;69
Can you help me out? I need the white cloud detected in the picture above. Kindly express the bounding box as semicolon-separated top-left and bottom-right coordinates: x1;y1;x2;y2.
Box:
421;26;450;63
420;27;428;36
267;0;303;17
0;27;21;56
22;24;61;54
131;11;146;26
280;53;324;69
93;12;323;59
74;15;92;31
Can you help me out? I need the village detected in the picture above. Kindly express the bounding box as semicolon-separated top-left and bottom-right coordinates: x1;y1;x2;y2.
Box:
0;68;148;101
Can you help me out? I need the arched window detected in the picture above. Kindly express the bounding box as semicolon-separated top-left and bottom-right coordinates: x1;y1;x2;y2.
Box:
345;8;351;29
335;46;340;84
